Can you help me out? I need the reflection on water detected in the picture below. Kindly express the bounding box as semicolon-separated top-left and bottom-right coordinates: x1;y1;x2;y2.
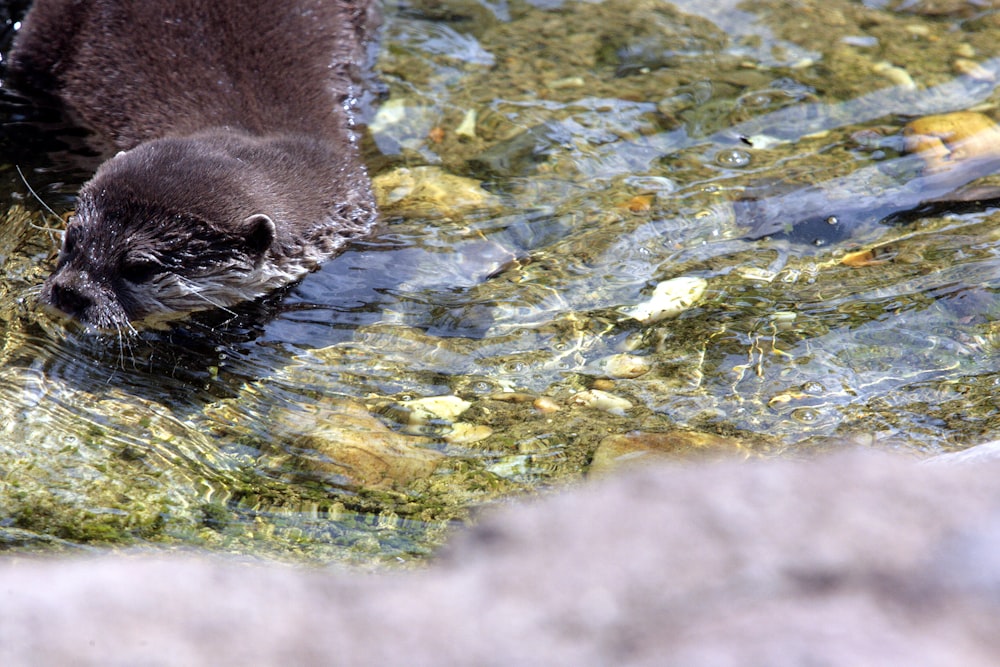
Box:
3;0;1000;563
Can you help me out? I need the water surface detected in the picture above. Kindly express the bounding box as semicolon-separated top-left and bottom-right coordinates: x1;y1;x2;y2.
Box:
2;0;1000;563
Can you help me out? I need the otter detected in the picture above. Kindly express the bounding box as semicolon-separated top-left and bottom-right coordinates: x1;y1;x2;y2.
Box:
8;0;379;330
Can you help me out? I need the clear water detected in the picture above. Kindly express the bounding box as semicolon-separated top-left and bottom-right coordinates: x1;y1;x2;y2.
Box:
2;0;1000;564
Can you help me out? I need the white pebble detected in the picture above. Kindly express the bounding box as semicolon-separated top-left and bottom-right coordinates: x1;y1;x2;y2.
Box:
603;354;652;379
443;422;492;444
570;390;633;415
873;61;916;90
623;276;707;323
455;109;477;138
401;395;472;425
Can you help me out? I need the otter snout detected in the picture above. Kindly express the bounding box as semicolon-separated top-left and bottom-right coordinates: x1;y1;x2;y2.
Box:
41;269;128;331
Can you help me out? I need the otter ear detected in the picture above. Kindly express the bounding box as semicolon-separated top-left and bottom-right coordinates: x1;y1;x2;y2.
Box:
241;213;275;256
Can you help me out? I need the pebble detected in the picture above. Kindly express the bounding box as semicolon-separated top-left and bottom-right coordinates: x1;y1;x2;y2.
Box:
953;58;995;82
623;276;707;324
570;389;633;415
455;109;477;138
872;61;916;90
443;422;493;444
602;353;652;379
548;76;585;89
954;43;976;59
736;267;777;282
533;397;561;413
400;395;472;425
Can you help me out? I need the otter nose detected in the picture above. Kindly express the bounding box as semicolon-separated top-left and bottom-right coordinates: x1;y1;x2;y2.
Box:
48;280;94;319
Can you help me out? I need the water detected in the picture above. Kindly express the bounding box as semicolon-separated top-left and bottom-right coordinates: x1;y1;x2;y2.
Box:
2;0;1000;563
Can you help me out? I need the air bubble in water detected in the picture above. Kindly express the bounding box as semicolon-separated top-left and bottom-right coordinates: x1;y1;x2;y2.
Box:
715;149;752;168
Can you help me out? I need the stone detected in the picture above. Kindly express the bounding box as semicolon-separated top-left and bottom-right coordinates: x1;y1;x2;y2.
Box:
372;166;500;218
5;450;1000;665
590;430;748;473
277;401;444;489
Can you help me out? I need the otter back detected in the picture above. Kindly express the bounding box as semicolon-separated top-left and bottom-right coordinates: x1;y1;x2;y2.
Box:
8;0;379;330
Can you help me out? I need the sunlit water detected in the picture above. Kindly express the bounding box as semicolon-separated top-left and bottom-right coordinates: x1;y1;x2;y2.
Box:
2;0;1000;563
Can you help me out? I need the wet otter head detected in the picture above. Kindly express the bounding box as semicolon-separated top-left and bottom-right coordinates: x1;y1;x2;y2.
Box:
40;135;307;331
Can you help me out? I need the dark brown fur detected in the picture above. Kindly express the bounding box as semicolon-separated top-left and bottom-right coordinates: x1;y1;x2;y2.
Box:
9;0;379;330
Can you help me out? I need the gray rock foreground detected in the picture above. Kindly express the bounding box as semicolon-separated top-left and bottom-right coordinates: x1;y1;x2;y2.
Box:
4;448;1000;666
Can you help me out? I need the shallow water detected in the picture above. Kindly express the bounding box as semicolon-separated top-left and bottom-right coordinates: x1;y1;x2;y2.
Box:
3;0;1000;563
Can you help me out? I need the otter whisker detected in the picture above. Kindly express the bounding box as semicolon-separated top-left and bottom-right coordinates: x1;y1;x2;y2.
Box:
15;164;66;243
173;275;238;317
113;324;135;372
177;284;242;330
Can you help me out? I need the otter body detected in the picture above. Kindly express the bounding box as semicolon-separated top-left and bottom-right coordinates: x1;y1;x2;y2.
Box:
9;0;379;329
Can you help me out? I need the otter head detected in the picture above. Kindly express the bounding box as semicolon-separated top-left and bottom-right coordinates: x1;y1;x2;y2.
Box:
40;136;286;331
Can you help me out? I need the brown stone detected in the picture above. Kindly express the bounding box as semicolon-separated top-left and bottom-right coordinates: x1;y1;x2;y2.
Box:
590;429;747;473
278;400;444;489
904;111;1000;174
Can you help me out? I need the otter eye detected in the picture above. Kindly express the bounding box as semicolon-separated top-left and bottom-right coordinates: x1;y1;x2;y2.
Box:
122;258;162;284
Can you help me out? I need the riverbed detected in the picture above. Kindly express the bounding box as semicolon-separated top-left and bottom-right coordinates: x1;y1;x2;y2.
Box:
2;0;1000;563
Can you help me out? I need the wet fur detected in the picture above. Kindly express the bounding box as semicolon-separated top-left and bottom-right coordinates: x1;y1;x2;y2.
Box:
9;0;379;330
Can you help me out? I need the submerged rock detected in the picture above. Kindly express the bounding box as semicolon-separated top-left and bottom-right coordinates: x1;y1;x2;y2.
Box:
372;166;500;218
590;430;748;474
275;401;444;490
741;111;1000;241
466;122;572;178
622;276;708;323
380;394;492;444
904;111;1000;176
442;422;493;444
602;353;652;379
570;389;634;415
396;395;473;425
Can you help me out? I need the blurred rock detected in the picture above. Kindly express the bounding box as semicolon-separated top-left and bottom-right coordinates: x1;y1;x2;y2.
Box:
4;449;1000;665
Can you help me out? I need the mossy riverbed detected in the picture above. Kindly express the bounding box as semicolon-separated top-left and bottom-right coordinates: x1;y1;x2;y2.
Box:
2;0;1000;563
